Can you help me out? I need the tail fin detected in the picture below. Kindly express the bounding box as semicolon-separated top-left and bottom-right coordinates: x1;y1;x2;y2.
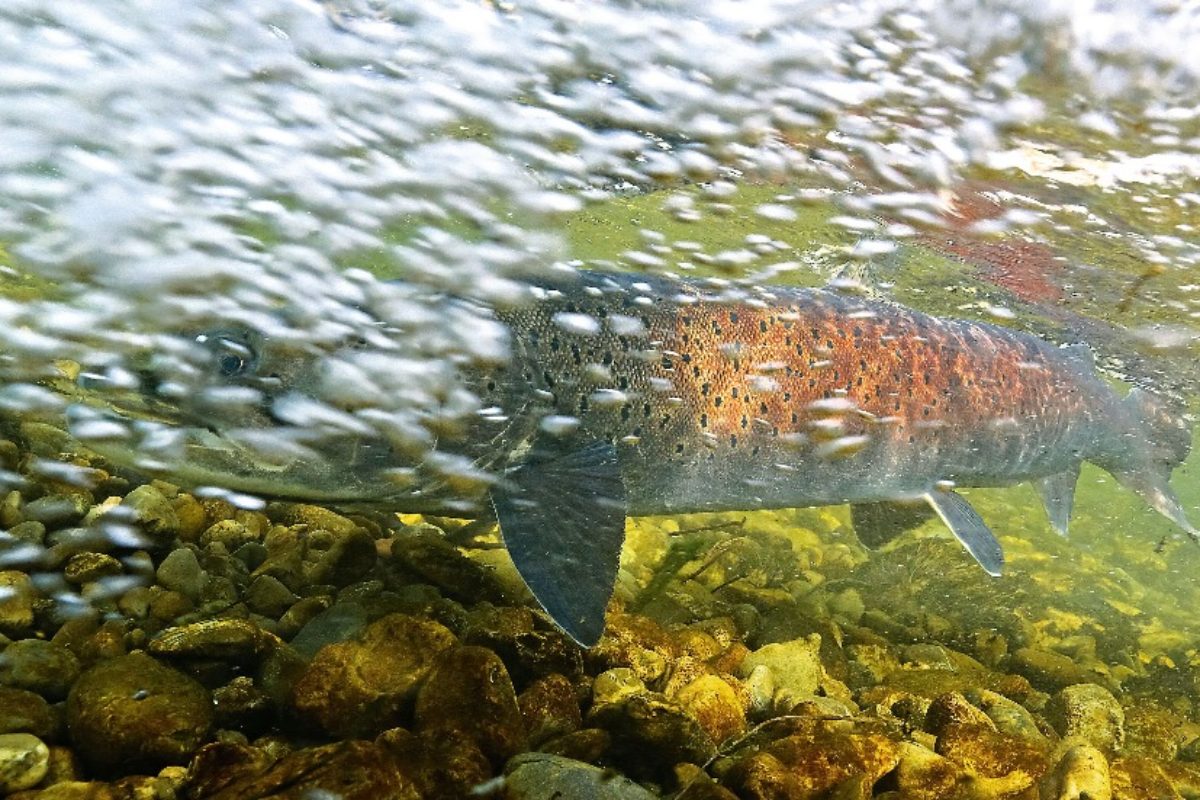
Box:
1112;388;1197;542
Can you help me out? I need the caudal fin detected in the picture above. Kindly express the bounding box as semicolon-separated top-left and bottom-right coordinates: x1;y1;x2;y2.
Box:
1112;388;1197;542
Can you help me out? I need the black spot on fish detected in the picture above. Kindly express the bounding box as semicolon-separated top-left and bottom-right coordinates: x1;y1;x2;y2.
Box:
729;311;739;322
714;396;723;407
730;434;738;447
759;320;768;333
700;413;708;428
701;382;711;396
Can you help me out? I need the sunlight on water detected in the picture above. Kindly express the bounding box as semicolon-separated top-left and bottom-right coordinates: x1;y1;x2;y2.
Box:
0;0;1199;796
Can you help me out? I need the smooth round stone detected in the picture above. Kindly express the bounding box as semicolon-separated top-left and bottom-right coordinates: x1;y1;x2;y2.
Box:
0;732;50;793
67;652;213;771
505;753;658;800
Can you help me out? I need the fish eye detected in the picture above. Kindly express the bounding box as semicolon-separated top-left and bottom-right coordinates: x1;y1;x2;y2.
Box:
195;331;258;378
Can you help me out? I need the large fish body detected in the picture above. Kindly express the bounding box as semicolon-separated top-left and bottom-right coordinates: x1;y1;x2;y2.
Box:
76;270;1196;645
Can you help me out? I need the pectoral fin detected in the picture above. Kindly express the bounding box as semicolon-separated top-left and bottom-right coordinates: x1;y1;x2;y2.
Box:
923;488;1004;576
491;440;627;647
850;500;936;549
1035;465;1079;537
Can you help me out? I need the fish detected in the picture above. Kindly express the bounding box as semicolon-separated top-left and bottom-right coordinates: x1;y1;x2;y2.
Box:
70;269;1197;646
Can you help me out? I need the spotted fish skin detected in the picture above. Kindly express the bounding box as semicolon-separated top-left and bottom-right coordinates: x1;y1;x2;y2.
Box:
468;269;1165;520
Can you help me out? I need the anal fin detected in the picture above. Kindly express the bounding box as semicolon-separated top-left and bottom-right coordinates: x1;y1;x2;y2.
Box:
923;488;1004;576
491;440;627;647
850;500;936;549
1035;465;1079;537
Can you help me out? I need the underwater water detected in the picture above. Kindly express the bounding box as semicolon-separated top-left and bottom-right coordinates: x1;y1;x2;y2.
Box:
1;0;1200;798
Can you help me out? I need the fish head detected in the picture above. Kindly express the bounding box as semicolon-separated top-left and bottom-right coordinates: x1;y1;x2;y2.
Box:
65;324;502;513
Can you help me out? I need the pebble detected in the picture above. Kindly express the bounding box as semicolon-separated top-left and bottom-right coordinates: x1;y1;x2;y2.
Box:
0;639;81;700
67;652;213;772
504;752;659;800
1046;683;1125;756
924;691;995;736
121;485;181;545
155;547;206;601
0;732;50;793
1011;647;1105;693
738;634;829;701
63;552;123;585
7;520;45;546
244;574;298;618
0;571;35;636
518;673;583;747
291;613;457;737
673;674;747;744
0;687;57;738
200;519;262;552
22;493;90;529
413;645;528;765
148;618;277;663
964;688;1047;742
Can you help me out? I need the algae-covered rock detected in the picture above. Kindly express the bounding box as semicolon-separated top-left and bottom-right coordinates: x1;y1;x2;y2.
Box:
1045;683;1125;756
935;723;1048;787
673;674;747;745
192;739;421;800
62;552;122;585
588;614;678;685
1011;647;1106;693
1042;744;1111;800
1109;756;1180;800
0;571;35;637
924;691;995;736
504;753;659;800
67;652;213;772
377;726;492;800
0;687;56;738
892;741;961;800
723;730;900;800
518;673;582;747
587;691;716;779
291;613;457;738
0;732;50;793
0;639;81;700
414;645;527;766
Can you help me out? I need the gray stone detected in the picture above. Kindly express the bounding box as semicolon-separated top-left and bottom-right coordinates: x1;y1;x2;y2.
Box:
504;753;659;800
121;485;181;544
156;547;205;601
0;732;49;793
22;493;90;529
245;574;299;618
0;639;81;700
